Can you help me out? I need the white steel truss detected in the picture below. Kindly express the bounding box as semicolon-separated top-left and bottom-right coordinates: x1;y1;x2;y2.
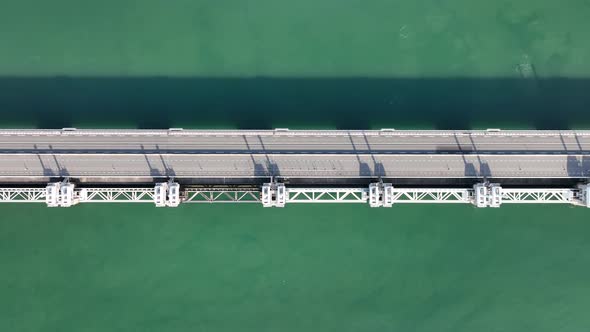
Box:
184;189;261;203
78;188;155;203
0;188;47;203
287;188;366;203
0;185;589;208
390;188;471;203
500;189;575;204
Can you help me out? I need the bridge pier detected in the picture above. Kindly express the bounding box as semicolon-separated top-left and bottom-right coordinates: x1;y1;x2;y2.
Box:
262;182;286;207
154;182;180;207
577;184;590;207
45;182;76;207
473;183;502;208
45;183;60;207
368;182;394;207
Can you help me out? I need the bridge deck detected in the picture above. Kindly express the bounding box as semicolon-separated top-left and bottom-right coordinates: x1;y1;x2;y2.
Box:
0;153;587;178
1;129;589;154
0;130;588;179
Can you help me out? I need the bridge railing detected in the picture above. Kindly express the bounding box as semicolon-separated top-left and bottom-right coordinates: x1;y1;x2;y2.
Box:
2;128;590;137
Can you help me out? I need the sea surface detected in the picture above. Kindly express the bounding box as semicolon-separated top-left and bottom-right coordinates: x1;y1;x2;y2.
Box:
1;1;589;331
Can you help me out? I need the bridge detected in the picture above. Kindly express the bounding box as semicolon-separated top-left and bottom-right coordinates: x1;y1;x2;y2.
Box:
0;128;589;208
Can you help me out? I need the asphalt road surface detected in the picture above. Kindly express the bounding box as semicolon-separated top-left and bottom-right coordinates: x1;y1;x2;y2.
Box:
0;129;589;154
0;130;588;178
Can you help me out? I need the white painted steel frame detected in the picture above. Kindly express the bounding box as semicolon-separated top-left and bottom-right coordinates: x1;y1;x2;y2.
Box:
184;190;261;203
0;188;46;202
500;189;574;204
287;188;367;203
79;188;155;203
0;187;586;206
390;188;471;203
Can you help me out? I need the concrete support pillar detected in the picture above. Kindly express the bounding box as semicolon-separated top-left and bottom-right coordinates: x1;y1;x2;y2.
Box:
488;184;502;208
275;183;286;208
473;183;487;207
369;183;380;207
262;183;286;207
58;183;76;207
368;182;394;207
473;183;502;208
577;184;590;207
154;182;181;207
167;183;180;207
154;183;167;207
46;182;76;207
45;183;60;207
261;184;272;207
382;183;394;207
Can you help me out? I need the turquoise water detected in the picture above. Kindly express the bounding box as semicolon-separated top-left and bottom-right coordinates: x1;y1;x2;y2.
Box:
1;0;588;77
2;204;590;331
1;0;589;129
1;1;590;331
